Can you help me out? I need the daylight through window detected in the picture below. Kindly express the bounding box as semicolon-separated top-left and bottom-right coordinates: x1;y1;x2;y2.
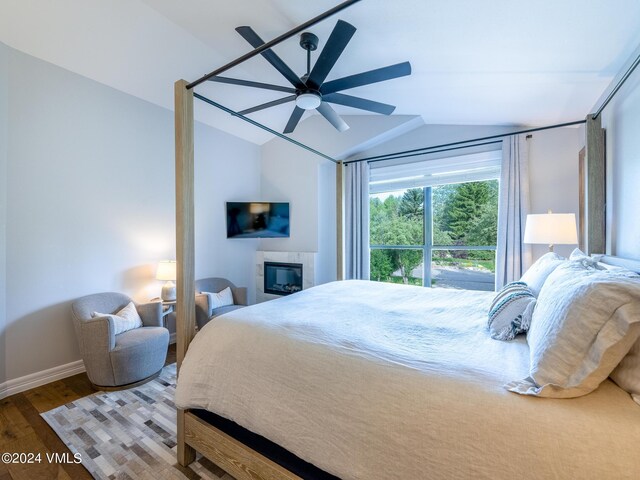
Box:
369;150;500;291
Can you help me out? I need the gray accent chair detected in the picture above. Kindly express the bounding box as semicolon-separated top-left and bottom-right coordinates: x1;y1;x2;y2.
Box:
194;277;248;329
71;292;169;389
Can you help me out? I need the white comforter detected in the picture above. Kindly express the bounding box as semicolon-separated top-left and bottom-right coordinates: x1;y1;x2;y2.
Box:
176;280;640;480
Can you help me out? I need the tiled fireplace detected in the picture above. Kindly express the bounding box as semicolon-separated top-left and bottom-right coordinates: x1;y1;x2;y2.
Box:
256;251;317;303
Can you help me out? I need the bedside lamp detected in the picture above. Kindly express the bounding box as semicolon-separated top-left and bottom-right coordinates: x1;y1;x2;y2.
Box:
524;211;578;252
156;260;177;302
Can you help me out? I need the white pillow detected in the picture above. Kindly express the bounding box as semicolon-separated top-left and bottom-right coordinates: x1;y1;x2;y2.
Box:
606;266;640;405
487;282;536;341
506;261;640;398
569;248;602;269
519;252;565;297
611;339;640;405
205;286;235;309
92;301;143;335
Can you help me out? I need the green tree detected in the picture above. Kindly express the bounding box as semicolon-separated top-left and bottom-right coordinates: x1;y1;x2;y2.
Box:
432;184;458;245
466;198;498;246
377;216;423;284
447;181;492;241
370;191;424;284
370;249;394;281
399;188;424;219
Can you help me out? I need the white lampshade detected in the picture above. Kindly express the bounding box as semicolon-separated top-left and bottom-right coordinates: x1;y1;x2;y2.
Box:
524;213;578;248
156;260;177;281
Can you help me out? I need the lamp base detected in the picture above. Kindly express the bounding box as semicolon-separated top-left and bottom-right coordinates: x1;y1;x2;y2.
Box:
161;281;176;302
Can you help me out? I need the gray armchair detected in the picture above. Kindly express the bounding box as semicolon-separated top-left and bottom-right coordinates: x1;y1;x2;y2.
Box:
194;277;248;329
71;292;169;389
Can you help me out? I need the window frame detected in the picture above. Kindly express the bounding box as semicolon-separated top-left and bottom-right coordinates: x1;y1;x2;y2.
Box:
370;185;497;287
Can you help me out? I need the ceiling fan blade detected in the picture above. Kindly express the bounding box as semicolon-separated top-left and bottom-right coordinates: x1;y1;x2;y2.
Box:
236;26;304;88
321;61;412;94
306;20;356;90
209;76;296;94
317;102;349;132
283;107;305;134
323;93;396;115
238;95;296;115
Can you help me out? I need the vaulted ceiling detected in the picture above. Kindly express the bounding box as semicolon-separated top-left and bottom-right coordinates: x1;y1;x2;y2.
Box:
2;0;640;145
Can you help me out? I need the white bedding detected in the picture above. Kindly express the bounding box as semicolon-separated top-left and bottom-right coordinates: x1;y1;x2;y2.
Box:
176;280;640;480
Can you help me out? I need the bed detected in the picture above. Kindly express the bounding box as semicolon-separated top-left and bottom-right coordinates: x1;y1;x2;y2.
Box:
175;277;640;480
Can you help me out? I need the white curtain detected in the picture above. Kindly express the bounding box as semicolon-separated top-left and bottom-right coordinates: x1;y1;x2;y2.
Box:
344;161;370;280
496;135;531;289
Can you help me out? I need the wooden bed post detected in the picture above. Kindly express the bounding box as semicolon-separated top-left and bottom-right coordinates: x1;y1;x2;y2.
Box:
336;161;345;280
585;114;606;255
174;79;197;466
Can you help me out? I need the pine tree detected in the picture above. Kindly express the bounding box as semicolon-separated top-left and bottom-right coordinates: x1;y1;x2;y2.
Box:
447;182;491;241
399;188;424;219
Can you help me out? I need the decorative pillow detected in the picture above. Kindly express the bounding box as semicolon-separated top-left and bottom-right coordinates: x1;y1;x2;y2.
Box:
92;301;143;335
506;261;640;398
519;252;566;297
205;286;235;310
487;282;536;341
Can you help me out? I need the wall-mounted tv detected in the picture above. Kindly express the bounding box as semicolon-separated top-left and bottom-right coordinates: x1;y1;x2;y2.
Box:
226;202;290;239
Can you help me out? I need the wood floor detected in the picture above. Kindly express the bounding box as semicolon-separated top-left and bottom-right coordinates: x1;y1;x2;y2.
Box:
0;345;177;480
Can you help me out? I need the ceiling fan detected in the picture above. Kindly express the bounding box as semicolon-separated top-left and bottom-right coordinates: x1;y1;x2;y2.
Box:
210;20;412;134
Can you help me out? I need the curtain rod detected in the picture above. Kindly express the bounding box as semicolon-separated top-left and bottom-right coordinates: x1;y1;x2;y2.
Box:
348;140;503;166
186;0;362;89
592;51;640;120
194;93;338;163
343;119;586;165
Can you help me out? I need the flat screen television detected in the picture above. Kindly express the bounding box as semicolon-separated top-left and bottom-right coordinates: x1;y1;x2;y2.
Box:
226;202;290;238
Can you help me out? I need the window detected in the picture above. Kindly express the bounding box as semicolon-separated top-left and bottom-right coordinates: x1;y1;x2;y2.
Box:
369;150;500;291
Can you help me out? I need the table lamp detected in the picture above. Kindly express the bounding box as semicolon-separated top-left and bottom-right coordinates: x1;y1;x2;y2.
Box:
524;211;578;252
156;260;177;302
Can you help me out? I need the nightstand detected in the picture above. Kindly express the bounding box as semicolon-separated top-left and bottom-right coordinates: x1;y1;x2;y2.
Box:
151;298;176;328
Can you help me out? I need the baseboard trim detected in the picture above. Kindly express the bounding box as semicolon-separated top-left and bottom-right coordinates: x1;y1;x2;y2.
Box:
0;359;86;400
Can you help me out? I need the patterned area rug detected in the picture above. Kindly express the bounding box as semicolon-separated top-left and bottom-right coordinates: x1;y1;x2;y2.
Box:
41;364;235;480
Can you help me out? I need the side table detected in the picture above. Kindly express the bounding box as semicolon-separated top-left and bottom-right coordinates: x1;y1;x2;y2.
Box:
151;298;176;328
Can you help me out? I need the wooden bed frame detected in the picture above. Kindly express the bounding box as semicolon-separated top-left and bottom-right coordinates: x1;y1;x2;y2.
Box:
172;79;609;480
172;10;609;478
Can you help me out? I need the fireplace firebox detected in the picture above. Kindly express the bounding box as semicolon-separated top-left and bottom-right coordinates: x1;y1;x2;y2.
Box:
264;261;303;296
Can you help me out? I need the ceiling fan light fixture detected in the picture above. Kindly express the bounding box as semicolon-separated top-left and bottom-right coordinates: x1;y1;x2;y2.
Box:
296;92;322;110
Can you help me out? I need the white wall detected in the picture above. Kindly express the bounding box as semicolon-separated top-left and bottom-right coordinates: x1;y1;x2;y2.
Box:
360;124;516;162
260;140;321;254
0;42;8;384
528;127;581;259
317;161;337;284
0;42;261;384
194;122;261;302
600;67;640;259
